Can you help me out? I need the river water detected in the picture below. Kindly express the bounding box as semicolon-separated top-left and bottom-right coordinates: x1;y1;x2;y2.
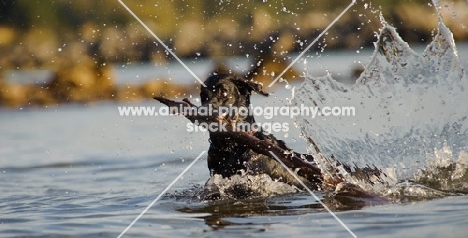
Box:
2;99;468;237
2;15;468;238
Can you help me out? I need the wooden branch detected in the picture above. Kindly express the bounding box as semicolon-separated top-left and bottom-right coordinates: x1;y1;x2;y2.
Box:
154;96;323;184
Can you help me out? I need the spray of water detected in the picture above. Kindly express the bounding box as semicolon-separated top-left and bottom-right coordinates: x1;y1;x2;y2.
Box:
292;1;468;196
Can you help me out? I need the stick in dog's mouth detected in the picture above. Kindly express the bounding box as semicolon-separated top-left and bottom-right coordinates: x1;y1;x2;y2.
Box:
154;96;324;186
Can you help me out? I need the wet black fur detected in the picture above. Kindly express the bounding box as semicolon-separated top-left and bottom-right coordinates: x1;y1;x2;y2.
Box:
200;74;306;186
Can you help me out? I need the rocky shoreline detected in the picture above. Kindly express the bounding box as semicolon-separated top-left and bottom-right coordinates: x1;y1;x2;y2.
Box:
1;1;467;108
0;65;197;108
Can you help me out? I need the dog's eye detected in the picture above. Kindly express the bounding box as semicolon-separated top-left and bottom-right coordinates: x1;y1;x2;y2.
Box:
219;90;228;98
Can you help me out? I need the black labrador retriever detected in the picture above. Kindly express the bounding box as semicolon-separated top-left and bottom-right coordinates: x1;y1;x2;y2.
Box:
154;74;386;196
199;74;321;189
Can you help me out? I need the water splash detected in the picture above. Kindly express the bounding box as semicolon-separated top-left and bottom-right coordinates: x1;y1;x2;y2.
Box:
292;3;468;196
202;173;298;200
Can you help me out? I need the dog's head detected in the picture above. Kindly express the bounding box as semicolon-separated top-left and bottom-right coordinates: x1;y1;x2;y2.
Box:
200;74;268;124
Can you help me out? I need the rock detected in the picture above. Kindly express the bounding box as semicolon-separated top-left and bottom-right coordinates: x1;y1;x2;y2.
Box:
0;27;16;45
29;86;57;106
0;83;31;107
47;64;115;103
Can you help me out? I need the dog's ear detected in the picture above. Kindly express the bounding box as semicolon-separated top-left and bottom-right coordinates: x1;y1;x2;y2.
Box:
232;78;269;97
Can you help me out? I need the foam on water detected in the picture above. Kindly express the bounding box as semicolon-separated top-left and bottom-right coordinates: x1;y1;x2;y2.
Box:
292;2;468;196
202;173;298;200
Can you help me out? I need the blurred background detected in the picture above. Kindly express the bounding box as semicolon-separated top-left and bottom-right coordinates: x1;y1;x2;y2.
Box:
0;0;467;107
2;2;468;237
